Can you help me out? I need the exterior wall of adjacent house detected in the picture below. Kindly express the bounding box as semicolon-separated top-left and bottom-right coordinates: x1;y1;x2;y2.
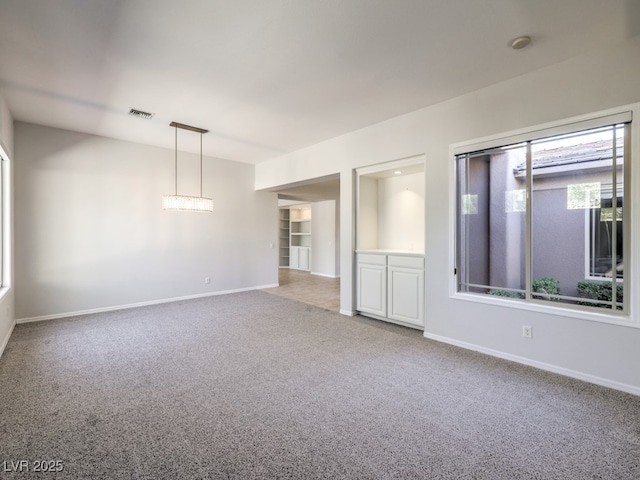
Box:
531;187;585;298
255;35;640;394
531;170;617;298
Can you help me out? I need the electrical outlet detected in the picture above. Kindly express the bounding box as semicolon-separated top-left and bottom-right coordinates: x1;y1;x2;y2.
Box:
522;325;533;339
204;276;210;284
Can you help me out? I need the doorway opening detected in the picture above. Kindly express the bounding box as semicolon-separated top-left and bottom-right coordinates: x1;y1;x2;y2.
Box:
263;174;341;311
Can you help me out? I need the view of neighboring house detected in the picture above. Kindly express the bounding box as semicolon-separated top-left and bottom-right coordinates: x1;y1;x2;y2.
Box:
457;124;625;309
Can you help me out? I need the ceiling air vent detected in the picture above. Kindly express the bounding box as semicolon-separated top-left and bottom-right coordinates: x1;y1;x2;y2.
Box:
128;108;155;120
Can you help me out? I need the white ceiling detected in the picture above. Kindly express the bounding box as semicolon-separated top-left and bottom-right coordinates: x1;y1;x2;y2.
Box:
1;0;638;164
277;174;341;202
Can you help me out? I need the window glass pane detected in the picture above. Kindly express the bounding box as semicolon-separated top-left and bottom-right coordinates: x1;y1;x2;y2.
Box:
590;198;623;279
530;125;624;309
457;146;526;298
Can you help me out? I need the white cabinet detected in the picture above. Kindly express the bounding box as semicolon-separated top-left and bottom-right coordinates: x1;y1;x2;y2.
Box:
290;246;311;271
387;255;424;327
357;254;387;317
298;246;310;271
356;252;424;329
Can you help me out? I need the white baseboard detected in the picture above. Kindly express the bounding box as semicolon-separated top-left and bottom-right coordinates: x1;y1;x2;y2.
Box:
311;272;340;279
340;309;356;316
16;284;279;324
424;332;640;397
0;319;15;358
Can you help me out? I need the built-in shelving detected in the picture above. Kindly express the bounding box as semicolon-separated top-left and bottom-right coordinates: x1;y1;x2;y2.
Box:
279;208;290;267
289;205;312;270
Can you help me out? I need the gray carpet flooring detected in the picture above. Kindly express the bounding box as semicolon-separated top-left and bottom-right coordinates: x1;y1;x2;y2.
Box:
0;291;638;479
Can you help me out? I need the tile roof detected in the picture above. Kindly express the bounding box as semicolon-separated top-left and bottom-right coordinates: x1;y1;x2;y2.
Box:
514;139;623;173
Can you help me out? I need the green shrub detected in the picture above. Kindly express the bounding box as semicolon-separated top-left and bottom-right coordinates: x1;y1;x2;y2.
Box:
487;278;560;301
532;277;560;301
577;280;623;310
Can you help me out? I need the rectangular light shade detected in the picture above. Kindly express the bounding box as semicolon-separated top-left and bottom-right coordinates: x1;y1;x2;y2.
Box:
162;195;213;212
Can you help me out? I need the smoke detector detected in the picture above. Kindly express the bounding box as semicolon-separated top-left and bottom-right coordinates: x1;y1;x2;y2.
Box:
510;36;531;50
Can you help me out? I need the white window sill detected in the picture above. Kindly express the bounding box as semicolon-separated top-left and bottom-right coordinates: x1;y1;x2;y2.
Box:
451;291;638;329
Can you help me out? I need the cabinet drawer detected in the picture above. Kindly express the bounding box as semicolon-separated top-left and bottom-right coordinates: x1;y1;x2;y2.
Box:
357;253;387;266
388;255;424;269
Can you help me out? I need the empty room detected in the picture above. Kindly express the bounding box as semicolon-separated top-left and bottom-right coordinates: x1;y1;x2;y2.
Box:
0;1;639;478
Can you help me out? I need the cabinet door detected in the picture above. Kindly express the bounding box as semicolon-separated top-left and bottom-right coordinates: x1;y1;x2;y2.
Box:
290;246;299;269
357;263;387;317
387;266;424;327
298;247;310;271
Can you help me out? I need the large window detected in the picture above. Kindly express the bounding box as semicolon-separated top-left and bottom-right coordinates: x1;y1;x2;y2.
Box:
0;149;3;289
455;113;630;313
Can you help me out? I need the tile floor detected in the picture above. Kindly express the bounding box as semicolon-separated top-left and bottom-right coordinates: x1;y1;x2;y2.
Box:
262;268;340;312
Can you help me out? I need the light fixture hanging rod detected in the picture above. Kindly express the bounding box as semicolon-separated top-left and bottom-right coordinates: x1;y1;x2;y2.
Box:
169;121;209;134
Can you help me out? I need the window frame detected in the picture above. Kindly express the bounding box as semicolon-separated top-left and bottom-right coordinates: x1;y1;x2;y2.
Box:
0;149;3;287
0;146;5;293
449;105;639;328
0;140;11;301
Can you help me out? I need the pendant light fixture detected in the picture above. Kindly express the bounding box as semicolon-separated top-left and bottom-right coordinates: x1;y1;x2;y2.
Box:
162;121;213;212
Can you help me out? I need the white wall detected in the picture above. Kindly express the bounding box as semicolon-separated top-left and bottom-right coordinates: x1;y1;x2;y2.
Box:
311;200;338;277
256;35;640;393
15;122;278;321
357;176;378;250
377;172;424;252
0;93;14;357
334;198;340;276
357;172;425;252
